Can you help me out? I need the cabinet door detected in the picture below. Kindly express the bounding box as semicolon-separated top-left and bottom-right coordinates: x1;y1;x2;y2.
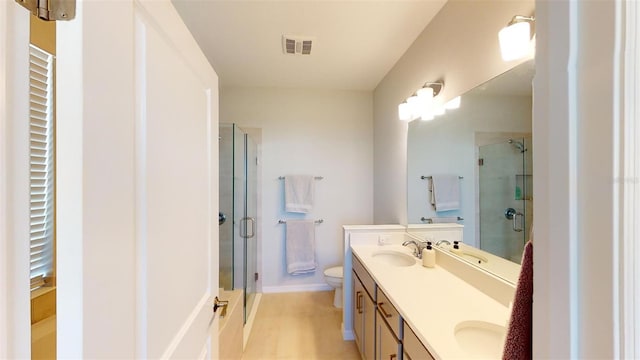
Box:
363;293;376;360
403;322;434;360
353;272;365;354
376;310;400;360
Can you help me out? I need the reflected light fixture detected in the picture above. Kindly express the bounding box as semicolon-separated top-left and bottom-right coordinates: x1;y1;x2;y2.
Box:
398;81;459;122
498;15;535;61
445;96;461;110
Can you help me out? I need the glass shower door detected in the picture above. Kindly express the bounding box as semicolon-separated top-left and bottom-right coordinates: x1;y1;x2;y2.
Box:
478;137;532;263
219;123;259;324
243;134;258;323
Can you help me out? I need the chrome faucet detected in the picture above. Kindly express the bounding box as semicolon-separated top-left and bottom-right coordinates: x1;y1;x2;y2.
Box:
435;240;451;247
402;240;428;259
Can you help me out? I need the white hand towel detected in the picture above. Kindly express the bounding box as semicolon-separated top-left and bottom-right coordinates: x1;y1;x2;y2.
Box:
285;175;315;213
430;174;461;212
429;217;461;224
285;220;317;275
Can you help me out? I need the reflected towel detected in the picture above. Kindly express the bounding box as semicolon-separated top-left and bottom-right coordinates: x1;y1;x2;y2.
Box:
502;240;533;359
429;217;461;224
430;174;460;212
285;220;317;275
285;175;315;213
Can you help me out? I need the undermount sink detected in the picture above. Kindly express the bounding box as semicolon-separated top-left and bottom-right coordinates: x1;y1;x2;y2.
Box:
371;250;416;267
454;320;505;357
460;252;489;265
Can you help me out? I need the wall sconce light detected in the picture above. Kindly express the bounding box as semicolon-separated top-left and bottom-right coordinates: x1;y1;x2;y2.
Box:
398;81;460;122
498;15;535;61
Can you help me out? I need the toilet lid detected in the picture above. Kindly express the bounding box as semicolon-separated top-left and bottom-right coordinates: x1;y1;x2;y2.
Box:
324;266;343;278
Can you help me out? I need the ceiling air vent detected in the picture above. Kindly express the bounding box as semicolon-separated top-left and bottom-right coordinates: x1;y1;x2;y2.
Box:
282;35;313;55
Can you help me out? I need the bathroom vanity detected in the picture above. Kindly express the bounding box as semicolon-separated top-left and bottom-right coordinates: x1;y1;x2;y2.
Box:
343;225;518;359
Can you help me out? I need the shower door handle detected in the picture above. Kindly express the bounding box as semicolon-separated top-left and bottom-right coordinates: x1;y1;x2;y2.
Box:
504;208;524;232
513;212;524;232
240;217;256;238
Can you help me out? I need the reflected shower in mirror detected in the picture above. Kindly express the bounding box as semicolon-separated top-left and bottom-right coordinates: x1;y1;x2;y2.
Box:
407;60;534;265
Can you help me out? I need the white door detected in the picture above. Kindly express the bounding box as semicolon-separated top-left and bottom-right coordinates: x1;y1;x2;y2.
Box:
132;2;220;358
1;0;220;358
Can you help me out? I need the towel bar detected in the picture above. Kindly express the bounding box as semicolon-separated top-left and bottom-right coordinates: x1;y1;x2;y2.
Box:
279;176;323;180
278;219;324;224
421;175;463;180
420;217;464;223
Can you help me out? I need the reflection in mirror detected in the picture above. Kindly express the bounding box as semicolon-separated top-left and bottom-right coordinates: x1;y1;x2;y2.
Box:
407;60;534;267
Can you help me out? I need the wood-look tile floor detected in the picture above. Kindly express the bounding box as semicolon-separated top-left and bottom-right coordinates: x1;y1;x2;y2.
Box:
242;291;360;360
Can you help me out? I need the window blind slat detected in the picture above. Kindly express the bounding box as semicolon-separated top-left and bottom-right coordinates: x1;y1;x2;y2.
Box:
29;45;54;291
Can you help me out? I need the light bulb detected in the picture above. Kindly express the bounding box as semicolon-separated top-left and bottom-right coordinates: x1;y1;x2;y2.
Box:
398;102;411;121
417;87;434;106
407;95;420;120
499;21;531;61
432;97;446;116
420;109;434;121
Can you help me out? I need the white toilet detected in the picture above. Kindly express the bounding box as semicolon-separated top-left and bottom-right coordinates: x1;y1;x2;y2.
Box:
324;266;344;308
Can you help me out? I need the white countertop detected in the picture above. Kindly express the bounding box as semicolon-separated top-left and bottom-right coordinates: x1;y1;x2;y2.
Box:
351;243;511;359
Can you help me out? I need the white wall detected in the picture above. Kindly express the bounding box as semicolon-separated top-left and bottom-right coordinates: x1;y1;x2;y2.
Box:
407;94;532;247
373;0;535;224
220;87;373;292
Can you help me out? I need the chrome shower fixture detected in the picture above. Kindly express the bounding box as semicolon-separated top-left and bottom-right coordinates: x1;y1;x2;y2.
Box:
508;139;527;153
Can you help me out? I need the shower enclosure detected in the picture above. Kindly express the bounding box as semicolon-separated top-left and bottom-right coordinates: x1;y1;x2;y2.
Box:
219;123;258;323
478;137;533;263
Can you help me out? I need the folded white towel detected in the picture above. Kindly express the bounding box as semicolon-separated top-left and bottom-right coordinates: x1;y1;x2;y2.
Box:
429;217;460;224
285;175;315;213
430;174;461;212
285;220;317;275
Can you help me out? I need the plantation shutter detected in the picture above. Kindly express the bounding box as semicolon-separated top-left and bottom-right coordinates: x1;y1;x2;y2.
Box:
29;45;55;291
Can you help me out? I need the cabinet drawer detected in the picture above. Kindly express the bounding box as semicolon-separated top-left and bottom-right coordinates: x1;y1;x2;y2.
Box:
403;322;434;360
376;288;402;340
352;255;376;300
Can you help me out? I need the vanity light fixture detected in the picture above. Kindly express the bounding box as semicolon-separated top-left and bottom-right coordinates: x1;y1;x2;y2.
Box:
398;101;412;121
417;86;434;120
398;81;459;122
419;82;443;121
498;15;535;61
407;94;421;120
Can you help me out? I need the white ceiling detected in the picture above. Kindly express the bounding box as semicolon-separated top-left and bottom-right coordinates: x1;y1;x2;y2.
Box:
172;0;448;91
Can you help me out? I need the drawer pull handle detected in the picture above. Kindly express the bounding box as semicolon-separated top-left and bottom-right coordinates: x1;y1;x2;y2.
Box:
390;355;397;360
356;291;363;314
378;302;393;318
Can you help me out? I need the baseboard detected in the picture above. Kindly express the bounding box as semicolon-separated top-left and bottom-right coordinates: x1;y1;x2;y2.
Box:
243;293;261;350
262;283;332;293
342;327;355;341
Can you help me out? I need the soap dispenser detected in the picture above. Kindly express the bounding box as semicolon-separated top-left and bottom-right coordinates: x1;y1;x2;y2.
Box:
422;244;436;268
451;241;463;255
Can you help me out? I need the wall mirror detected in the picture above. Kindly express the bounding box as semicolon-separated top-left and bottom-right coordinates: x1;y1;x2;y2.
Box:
407;59;534;270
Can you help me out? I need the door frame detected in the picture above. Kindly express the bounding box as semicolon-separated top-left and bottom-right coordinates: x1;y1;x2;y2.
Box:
0;1;32;358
